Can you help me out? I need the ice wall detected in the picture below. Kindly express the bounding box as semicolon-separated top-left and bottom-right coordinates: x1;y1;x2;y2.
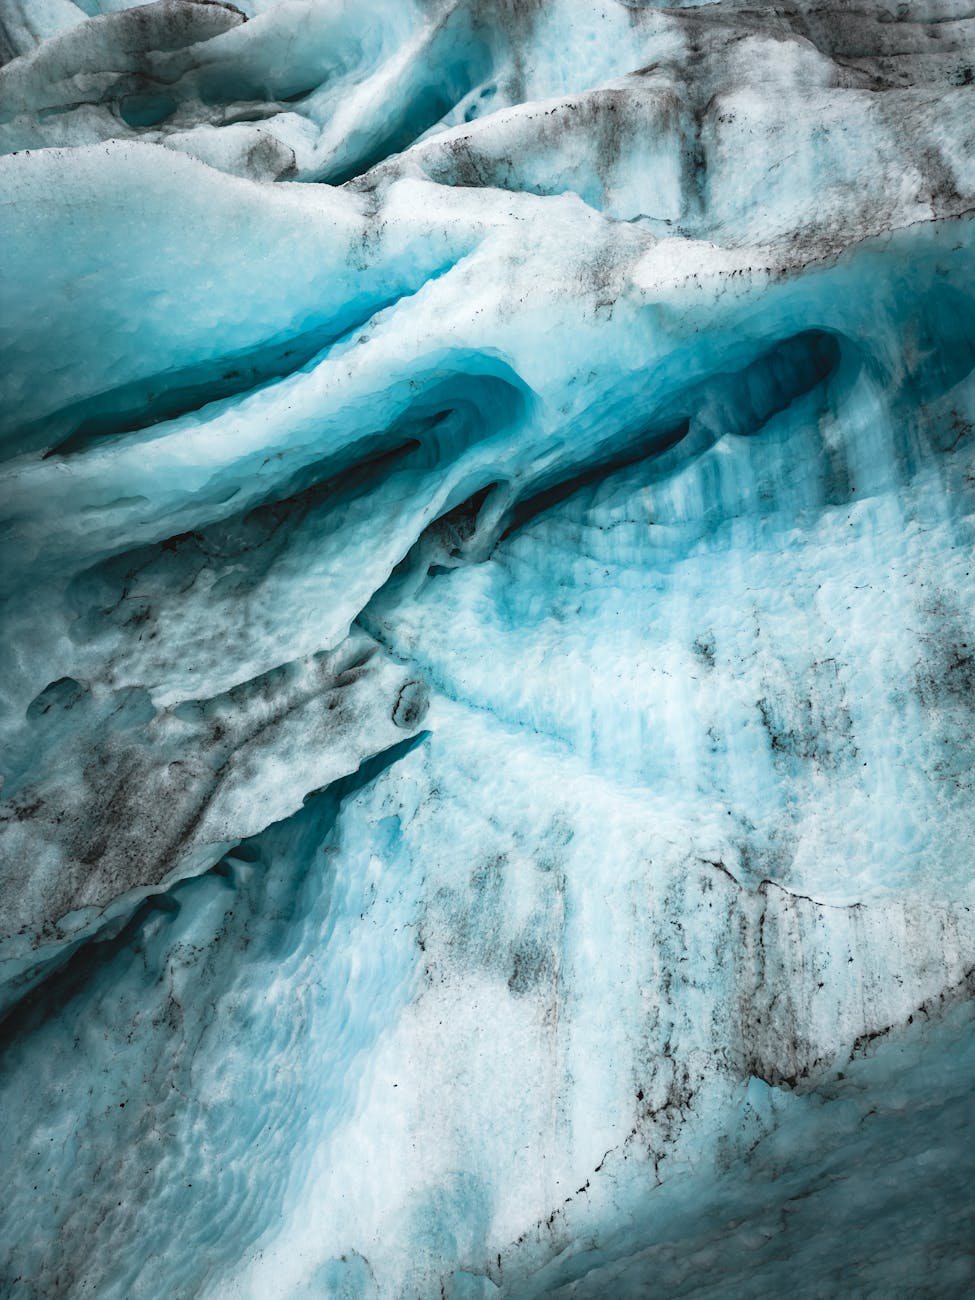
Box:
0;2;974;1296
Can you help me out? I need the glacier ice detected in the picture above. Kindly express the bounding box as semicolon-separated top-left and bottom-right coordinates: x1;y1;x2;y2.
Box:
0;0;974;1296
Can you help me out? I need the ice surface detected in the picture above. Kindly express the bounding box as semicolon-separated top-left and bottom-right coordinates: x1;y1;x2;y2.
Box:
0;1;974;1297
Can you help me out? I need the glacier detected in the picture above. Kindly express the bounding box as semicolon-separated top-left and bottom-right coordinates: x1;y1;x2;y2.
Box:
0;0;974;1296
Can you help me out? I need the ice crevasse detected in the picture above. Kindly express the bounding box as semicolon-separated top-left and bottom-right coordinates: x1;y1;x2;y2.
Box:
0;0;974;1296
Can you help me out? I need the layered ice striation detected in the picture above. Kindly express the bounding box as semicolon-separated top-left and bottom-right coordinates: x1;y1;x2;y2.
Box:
1;1;975;1296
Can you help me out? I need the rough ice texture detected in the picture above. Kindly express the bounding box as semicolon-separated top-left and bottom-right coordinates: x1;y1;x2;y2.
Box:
0;1;974;1296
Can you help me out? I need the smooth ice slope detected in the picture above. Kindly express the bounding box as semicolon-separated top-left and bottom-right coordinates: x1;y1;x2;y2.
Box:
0;1;974;1297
